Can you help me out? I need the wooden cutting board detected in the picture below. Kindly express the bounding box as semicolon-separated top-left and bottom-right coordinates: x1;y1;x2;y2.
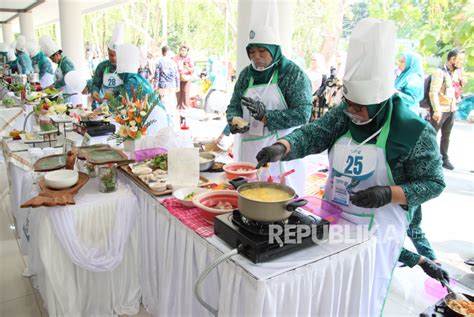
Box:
20;172;90;208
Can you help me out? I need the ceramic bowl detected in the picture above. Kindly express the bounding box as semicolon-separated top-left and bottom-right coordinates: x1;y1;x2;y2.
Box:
44;169;79;189
173;187;209;208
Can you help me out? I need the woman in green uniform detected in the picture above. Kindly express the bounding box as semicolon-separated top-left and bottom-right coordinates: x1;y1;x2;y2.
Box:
256;18;449;316
226;18;312;196
90;23;125;107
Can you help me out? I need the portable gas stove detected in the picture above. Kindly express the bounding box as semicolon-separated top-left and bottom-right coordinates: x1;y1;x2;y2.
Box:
74;121;116;136
420;293;473;317
214;209;330;263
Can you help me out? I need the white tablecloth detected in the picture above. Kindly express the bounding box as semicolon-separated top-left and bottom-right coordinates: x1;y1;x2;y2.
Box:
0;103;35;135
17;172;141;316
128;176;376;316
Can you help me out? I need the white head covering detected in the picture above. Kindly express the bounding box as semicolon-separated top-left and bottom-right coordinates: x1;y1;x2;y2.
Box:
39;35;61;57
16;36;27;51
0;42;8;53
116;43;140;74
26;40;40;57
64;70;87;94
7;49;16;62
108;23;125;51
248;0;280;46
342;18;396;105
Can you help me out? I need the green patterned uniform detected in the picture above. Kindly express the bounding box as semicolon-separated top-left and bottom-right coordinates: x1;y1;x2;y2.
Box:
226;62;312;131
282;96;445;266
54;56;75;89
90;60;118;96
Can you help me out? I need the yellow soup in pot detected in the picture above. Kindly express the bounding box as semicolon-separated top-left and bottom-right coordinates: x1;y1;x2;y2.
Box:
240;187;292;202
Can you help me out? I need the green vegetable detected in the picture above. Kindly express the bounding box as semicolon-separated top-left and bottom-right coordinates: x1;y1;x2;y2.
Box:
150;154;168;170
184;192;196;201
2;97;15;107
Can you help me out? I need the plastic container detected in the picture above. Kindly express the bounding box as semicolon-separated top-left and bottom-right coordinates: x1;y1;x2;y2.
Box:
134;147;167;162
424;277;457;299
300;196;342;224
193;190;238;223
98;165;117;193
223;162;257;180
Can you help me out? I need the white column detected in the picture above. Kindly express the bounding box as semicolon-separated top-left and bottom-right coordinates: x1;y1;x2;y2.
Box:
2;22;14;45
19;12;35;40
235;0;294;75
58;0;86;72
236;0;252;74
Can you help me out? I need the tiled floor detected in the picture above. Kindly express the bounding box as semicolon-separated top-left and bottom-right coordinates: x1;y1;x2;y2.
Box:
0;120;472;316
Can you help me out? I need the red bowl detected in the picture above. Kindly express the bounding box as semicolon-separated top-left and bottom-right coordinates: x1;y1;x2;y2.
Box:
193;190;238;223
223;162;257;180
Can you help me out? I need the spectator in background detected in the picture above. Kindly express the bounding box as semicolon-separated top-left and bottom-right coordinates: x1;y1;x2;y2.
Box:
138;45;152;81
395;52;424;115
154;45;179;113
306;53;326;93
429;48;465;170
174;45;194;109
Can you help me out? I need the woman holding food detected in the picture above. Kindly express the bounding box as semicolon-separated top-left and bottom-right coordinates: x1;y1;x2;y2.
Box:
255;18;447;316
90;23;125;107
39;35;75;91
226;8;312;196
115;43;169;136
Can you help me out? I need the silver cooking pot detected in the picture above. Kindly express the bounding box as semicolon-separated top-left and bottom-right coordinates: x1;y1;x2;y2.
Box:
230;177;307;222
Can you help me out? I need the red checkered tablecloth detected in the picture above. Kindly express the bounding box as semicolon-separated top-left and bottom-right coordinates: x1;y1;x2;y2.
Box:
161;198;214;238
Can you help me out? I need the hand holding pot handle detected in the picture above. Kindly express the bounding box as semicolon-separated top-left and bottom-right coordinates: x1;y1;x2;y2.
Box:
285;198;308;211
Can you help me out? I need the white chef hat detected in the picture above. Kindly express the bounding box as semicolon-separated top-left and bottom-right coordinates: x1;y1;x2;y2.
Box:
116;43;140;74
247;0;280;46
342;18;396;105
64;70;87;94
0;42;8;53
26;40;40;57
108;23;125;51
7;48;16;62
39;35;61;57
16;36;27;51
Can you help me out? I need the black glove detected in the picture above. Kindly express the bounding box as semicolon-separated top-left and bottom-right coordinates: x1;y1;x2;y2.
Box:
350;186;391;208
256;143;287;169
420;258;450;282
241;96;266;121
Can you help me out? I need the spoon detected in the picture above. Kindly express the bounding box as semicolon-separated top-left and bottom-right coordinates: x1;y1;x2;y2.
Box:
442;279;469;302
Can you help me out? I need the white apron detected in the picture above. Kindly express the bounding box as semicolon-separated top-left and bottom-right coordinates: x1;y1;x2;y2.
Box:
54;57;64;90
325;107;409;316
234;70;307;196
102;65;123;96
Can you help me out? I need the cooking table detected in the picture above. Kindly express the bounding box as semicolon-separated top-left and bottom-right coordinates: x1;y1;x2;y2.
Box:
125;171;377;316
2;134;141;316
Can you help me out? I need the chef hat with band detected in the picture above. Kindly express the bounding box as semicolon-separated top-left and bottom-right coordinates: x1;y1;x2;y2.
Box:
108;23;125;51
116;43;140;74
0;42;8;53
39;35;61;57
16;36;27;51
248;0;280;46
65;70;87;94
343;18;396;105
26;40;40;57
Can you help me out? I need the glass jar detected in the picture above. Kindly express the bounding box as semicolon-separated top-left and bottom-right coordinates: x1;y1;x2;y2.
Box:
98;165;117;193
85;162;97;178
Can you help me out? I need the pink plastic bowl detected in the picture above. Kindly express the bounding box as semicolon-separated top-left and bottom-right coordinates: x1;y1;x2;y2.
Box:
424;277;457;299
193;190;238;223
134;147;167;162
300;196;342;224
223;162;257;180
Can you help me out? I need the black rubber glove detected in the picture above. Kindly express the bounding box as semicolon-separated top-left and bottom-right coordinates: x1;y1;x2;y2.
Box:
228;123;249;134
420;258;450;282
350;186;392;208
241;96;266;121
256;143;287;169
